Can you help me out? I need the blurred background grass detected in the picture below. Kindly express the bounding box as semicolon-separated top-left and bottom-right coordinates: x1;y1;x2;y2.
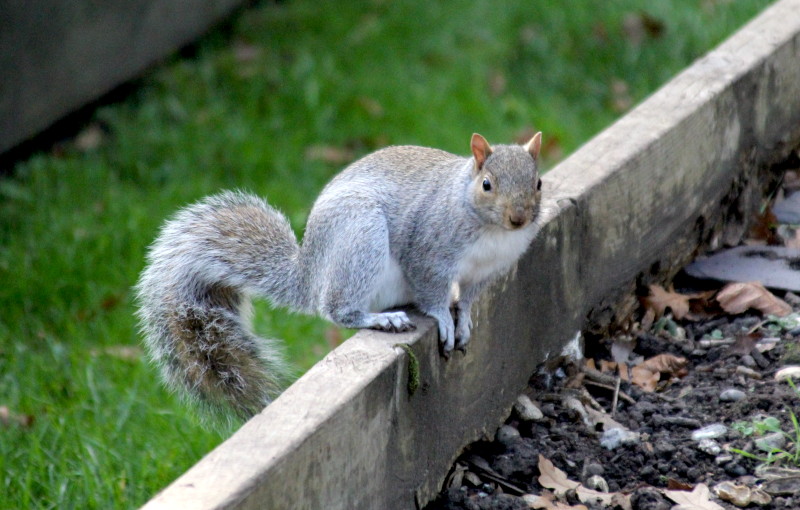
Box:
0;0;774;507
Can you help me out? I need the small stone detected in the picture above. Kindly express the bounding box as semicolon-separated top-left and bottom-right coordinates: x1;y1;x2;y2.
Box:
775;366;800;382
585;475;609;492
582;461;605;479
763;476;800;496
514;394;544;422
714;481;772;507
600;427;640;450
735;365;762;379
697;438;722;456
715;454;734;465
756;431;787;452
654;440;677;455
692;423;728;440
686;466;704;481
724;461;748;477
463;471;482;486
740;355;757;367
630;486;671;510
720;388;747;402
495;425;520;447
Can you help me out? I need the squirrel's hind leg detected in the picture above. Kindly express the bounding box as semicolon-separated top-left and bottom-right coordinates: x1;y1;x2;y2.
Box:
318;217;415;334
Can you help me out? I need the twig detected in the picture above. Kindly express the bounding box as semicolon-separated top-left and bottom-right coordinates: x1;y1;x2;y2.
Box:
582;380;636;405
611;375;622;417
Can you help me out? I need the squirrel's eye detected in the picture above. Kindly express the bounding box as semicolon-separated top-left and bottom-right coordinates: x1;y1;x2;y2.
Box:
482;178;492;192
536;179;542;191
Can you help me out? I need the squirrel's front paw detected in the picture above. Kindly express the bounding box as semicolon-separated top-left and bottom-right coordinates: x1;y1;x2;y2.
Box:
438;321;456;358
371;311;416;333
454;311;473;352
454;327;471;352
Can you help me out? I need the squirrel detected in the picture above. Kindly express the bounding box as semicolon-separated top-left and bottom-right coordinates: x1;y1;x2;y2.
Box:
135;132;545;423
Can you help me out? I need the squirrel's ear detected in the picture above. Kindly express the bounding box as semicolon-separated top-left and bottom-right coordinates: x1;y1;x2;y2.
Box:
471;133;493;170
525;132;542;160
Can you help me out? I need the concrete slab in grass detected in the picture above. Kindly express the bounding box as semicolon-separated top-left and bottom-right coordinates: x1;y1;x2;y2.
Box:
0;0;243;154
142;0;800;508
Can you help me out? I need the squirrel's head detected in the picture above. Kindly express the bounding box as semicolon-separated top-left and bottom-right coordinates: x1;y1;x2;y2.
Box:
469;132;542;230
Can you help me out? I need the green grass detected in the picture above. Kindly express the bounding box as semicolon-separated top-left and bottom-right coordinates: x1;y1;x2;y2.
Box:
0;0;774;507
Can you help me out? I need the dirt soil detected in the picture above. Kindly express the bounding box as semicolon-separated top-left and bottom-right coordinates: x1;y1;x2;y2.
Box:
426;163;800;510
427;307;800;510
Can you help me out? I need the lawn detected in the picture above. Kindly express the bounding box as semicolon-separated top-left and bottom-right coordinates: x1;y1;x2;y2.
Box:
0;0;774;507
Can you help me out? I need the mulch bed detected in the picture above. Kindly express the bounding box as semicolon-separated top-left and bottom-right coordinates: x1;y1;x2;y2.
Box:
426;157;800;510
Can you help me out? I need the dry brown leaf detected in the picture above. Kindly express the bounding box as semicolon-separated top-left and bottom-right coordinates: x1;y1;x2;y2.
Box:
630;354;688;392
641;285;693;321
665;483;725;510
622;11;665;45
305;145;355;165
747;206;779;244
631;366;660;392
538;456;631;508
524;492;588;510
638;353;688;374
538;455;580;495
716;281;792;317
0;405;34;428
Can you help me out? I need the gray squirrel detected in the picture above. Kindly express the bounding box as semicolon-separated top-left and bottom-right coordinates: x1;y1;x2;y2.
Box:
136;132;545;423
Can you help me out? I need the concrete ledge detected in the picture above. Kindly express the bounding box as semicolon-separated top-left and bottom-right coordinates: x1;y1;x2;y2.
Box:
0;0;243;155
142;0;800;508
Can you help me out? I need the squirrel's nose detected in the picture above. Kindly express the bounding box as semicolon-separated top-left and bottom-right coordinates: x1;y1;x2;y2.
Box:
508;207;527;228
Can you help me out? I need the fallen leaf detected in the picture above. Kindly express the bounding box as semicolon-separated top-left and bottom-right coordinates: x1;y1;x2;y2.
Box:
747;206;779;244
631;365;660;392
538;456;631;508
630;354;688;392
665;483;725;510
305;145;355;165
584;406;627;432
538;455;580;495
622;11;665;46
0;405;35;428
641;285;708;321
716;282;792;317
638;353;688;373
667;479;694;491
523;492;588;510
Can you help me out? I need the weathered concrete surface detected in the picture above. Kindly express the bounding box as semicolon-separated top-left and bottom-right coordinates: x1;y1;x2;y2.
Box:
141;0;800;508
0;0;243;155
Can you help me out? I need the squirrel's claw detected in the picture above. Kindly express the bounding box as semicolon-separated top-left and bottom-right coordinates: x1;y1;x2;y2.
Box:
370;311;415;333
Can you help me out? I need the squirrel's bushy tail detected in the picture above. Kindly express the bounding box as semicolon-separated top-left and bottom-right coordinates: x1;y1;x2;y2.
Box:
135;191;304;424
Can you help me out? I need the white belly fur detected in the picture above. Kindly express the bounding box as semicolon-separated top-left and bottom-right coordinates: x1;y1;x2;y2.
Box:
456;224;538;287
369;256;414;312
